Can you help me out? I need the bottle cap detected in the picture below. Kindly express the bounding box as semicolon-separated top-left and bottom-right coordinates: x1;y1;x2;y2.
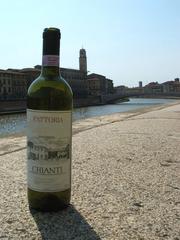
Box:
43;27;61;39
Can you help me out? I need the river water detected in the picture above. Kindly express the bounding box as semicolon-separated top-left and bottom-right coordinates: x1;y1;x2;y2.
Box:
0;98;176;137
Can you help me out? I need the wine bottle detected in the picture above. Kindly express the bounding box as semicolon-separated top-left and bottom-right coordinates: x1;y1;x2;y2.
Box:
27;28;73;211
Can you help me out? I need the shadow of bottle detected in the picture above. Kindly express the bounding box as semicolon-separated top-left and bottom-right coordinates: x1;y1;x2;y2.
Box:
30;204;101;240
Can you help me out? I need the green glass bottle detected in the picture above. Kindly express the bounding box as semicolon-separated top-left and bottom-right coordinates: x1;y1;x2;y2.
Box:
27;28;73;211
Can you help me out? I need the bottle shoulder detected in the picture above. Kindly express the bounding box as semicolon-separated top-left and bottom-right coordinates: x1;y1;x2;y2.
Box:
27;74;73;110
28;75;73;96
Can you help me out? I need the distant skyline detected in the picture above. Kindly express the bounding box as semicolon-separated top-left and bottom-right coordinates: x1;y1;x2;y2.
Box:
0;0;180;87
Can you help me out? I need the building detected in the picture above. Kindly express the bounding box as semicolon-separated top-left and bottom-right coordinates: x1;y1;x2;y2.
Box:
21;68;41;88
144;82;162;94
144;79;180;95
139;81;143;88
0;70;27;100
0;48;88;100
0;48;115;101
87;73;114;96
79;48;87;73
61;67;87;98
106;79;114;94
87;73;105;96
162;78;180;94
61;48;88;98
0;70;12;100
115;85;128;94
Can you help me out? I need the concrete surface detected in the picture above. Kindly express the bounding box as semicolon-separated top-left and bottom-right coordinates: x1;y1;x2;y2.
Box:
0;102;180;239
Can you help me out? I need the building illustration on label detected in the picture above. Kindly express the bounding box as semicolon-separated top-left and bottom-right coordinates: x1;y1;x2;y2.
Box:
27;137;70;161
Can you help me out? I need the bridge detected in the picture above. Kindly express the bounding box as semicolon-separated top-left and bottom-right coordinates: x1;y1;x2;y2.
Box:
101;92;180;104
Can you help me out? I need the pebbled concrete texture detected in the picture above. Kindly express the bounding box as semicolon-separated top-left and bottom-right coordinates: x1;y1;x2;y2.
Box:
0;102;180;240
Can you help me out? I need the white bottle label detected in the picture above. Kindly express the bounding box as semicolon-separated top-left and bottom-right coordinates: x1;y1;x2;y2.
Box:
27;109;72;192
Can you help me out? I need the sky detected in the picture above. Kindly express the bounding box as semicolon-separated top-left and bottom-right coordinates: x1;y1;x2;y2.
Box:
0;0;180;87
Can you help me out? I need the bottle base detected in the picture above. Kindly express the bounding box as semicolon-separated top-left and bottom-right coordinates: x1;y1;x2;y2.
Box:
29;202;70;212
28;188;71;212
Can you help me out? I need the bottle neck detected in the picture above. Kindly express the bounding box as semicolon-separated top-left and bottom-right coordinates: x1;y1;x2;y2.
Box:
41;34;60;77
41;66;60;77
41;55;60;77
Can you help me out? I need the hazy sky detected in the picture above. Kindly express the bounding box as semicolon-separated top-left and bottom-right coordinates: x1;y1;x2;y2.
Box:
0;0;180;87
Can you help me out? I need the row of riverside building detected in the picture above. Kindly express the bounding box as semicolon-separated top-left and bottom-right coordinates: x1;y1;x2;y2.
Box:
0;48;114;101
115;78;180;96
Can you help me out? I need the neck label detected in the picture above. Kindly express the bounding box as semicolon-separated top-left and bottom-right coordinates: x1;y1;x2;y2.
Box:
42;55;59;67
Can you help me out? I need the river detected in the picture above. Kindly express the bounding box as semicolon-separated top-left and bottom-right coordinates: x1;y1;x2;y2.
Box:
0;98;176;137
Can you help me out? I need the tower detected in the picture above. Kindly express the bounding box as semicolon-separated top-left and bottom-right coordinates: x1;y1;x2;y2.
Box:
139;81;143;88
79;48;87;73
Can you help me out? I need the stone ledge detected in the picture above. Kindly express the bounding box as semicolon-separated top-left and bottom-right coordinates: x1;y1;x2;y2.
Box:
0;102;180;239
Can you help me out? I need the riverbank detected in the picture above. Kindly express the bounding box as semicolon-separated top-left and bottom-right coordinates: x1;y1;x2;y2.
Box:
1;99;179;139
0;95;127;115
0;101;180;239
1;95;179;115
130;95;180;100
